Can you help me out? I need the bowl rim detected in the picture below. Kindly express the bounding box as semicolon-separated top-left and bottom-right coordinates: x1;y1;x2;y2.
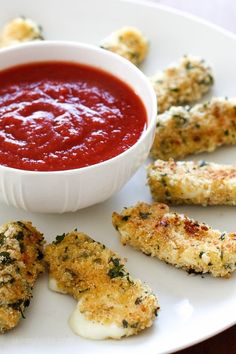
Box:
0;40;157;175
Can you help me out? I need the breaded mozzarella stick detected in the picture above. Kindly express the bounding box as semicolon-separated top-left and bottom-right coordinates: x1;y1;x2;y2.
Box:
150;55;213;113
112;202;236;278
151;97;236;160
0;17;43;48
0;221;44;333
45;231;159;340
100;26;149;66
147;159;236;206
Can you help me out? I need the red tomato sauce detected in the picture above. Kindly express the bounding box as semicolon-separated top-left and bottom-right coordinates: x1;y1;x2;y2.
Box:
0;61;147;171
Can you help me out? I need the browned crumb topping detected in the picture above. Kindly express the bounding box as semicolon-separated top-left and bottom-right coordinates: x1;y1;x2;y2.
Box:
150;55;213;113
100;26;149;66
0;17;43;48
151;98;236;160
147;159;236;206
112;202;236;278
45;231;159;336
0;221;44;333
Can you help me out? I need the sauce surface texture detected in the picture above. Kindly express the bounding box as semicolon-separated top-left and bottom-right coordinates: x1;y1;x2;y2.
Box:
0;62;147;171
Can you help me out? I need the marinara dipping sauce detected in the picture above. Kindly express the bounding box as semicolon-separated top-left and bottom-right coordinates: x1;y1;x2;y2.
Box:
0;62;147;171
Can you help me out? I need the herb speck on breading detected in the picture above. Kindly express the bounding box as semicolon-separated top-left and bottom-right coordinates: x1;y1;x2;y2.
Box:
220;233;226;240
199;160;208;167
0;221;44;332
108;257;127;279
0;251;13;265
37;249;44;260
122;319;128;328
121;215;130;221
15;231;24;241
45;231;159;339
199;251;204;258
135;297;142;305
53;233;66;245
112;202;236;278
0;233;5;246
139;212;151;220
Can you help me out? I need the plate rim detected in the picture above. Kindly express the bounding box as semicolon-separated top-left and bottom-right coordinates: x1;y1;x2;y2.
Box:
123;0;236;42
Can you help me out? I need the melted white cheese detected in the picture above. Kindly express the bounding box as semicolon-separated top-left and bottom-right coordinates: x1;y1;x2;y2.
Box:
201;252;210;264
48;277;67;294
69;302;127;340
180;179;211;199
228;178;236;190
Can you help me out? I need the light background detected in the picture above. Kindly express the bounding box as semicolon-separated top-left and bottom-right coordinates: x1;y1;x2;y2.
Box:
144;0;236;33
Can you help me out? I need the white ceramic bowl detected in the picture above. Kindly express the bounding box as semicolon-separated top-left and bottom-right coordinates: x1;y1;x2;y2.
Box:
0;41;157;213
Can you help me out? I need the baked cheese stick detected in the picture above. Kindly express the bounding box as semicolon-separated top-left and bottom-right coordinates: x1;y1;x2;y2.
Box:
100;26;149;66
0;221;44;333
147;159;236;206
151;97;236;160
45;231;159;340
112;202;236;278
0;17;43;48
150;55;213;113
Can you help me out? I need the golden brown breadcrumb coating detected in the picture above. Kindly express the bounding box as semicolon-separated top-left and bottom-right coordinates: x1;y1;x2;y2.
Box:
112;202;236;278
150;55;213;113
151;97;236;160
0;221;44;333
100;26;149;66
0;17;43;48
45;231;159;337
147;159;236;206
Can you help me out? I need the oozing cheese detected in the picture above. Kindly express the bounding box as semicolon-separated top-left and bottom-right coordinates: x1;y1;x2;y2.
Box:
45;232;159;339
69;301;127;340
48;277;67;294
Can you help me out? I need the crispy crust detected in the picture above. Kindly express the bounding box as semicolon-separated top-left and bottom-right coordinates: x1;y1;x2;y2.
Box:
0;221;44;333
151;97;236;160
45;231;159;337
0;17;43;48
150;55;213;114
100;26;149;66
112;202;236;278
147;159;236;206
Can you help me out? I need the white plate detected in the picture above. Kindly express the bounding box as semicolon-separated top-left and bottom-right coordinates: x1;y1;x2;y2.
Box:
1;0;236;353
